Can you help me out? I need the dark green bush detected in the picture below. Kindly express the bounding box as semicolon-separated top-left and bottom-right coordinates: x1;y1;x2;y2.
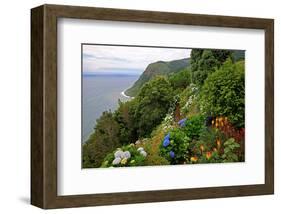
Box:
183;114;206;140
222;138;240;162
190;49;234;86
168;68;191;90
200;59;245;128
135;76;173;137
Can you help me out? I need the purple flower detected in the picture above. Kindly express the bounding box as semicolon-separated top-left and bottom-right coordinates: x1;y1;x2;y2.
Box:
163;138;170;147
169;151;175;158
178;118;187;127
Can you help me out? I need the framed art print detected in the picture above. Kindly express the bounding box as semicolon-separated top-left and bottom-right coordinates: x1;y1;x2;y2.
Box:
31;4;274;209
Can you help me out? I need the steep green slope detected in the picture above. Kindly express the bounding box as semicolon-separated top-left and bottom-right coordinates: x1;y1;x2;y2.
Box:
125;58;190;97
232;50;245;62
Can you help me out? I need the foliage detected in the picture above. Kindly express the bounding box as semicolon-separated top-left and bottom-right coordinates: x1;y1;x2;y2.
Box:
168;68;192;90
190;49;234;86
196;127;225;153
82;142;96;168
187;129;241;164
179;84;200;117
192;50;219;85
134;76;174;137
101;144;147;167
200;59;245;128
114;99;138;145
182;114;206;140
83;111;121;168
159;129;190;164
222;138;240;162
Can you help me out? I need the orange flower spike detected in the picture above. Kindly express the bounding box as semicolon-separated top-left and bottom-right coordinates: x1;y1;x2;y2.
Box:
190;156;198;162
200;145;204;152
216;139;221;149
206;151;212;160
211;120;214;125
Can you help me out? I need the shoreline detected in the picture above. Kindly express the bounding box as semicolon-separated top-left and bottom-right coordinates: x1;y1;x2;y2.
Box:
121;90;134;99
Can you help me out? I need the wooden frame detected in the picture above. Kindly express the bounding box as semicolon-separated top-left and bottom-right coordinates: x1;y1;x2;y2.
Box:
31;4;274;209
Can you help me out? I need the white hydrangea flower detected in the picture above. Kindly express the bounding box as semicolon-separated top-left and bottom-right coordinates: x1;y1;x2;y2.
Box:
114;150;123;158
135;140;141;145
137;147;144;152
140;150;147;157
119;152;125;159
123;151;131;159
112;157;121;165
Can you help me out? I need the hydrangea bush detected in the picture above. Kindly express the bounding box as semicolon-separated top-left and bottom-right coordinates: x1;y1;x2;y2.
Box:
101;144;147;167
159;114;243;165
159;129;190;164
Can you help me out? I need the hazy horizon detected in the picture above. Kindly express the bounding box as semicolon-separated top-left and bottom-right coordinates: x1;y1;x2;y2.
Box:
82;44;191;75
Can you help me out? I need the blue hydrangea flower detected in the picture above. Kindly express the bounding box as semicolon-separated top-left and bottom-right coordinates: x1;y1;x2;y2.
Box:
163;138;170;147
164;133;170;140
178;118;187;127
169;151;175;158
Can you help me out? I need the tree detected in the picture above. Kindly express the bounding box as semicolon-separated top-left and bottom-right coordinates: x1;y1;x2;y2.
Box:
200;59;245;128
135;76;173;137
169;68;191;90
82;111;121;168
190;49;234;86
114;99;138;145
190;49;204;73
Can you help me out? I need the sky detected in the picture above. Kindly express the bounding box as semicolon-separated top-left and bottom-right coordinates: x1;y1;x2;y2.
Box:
82;44;191;75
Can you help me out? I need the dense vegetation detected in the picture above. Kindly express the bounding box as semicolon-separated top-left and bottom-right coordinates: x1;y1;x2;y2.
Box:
83;49;245;168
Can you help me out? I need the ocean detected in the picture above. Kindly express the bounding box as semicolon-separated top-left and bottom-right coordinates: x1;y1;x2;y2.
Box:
82;74;139;143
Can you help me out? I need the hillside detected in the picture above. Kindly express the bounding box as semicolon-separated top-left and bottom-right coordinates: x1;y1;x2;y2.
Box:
232;50;245;62
125;58;190;97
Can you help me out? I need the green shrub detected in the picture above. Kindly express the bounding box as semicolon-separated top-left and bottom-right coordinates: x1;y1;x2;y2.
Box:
222;138;240;162
182;114;206;140
168;68;192;90
159;129;190;164
198;126;226;151
200;59;245;128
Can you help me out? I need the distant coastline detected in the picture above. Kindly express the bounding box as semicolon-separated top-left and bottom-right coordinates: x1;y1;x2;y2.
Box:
121;90;134;99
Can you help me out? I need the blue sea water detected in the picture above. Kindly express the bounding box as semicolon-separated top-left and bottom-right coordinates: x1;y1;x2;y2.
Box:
82;74;139;143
